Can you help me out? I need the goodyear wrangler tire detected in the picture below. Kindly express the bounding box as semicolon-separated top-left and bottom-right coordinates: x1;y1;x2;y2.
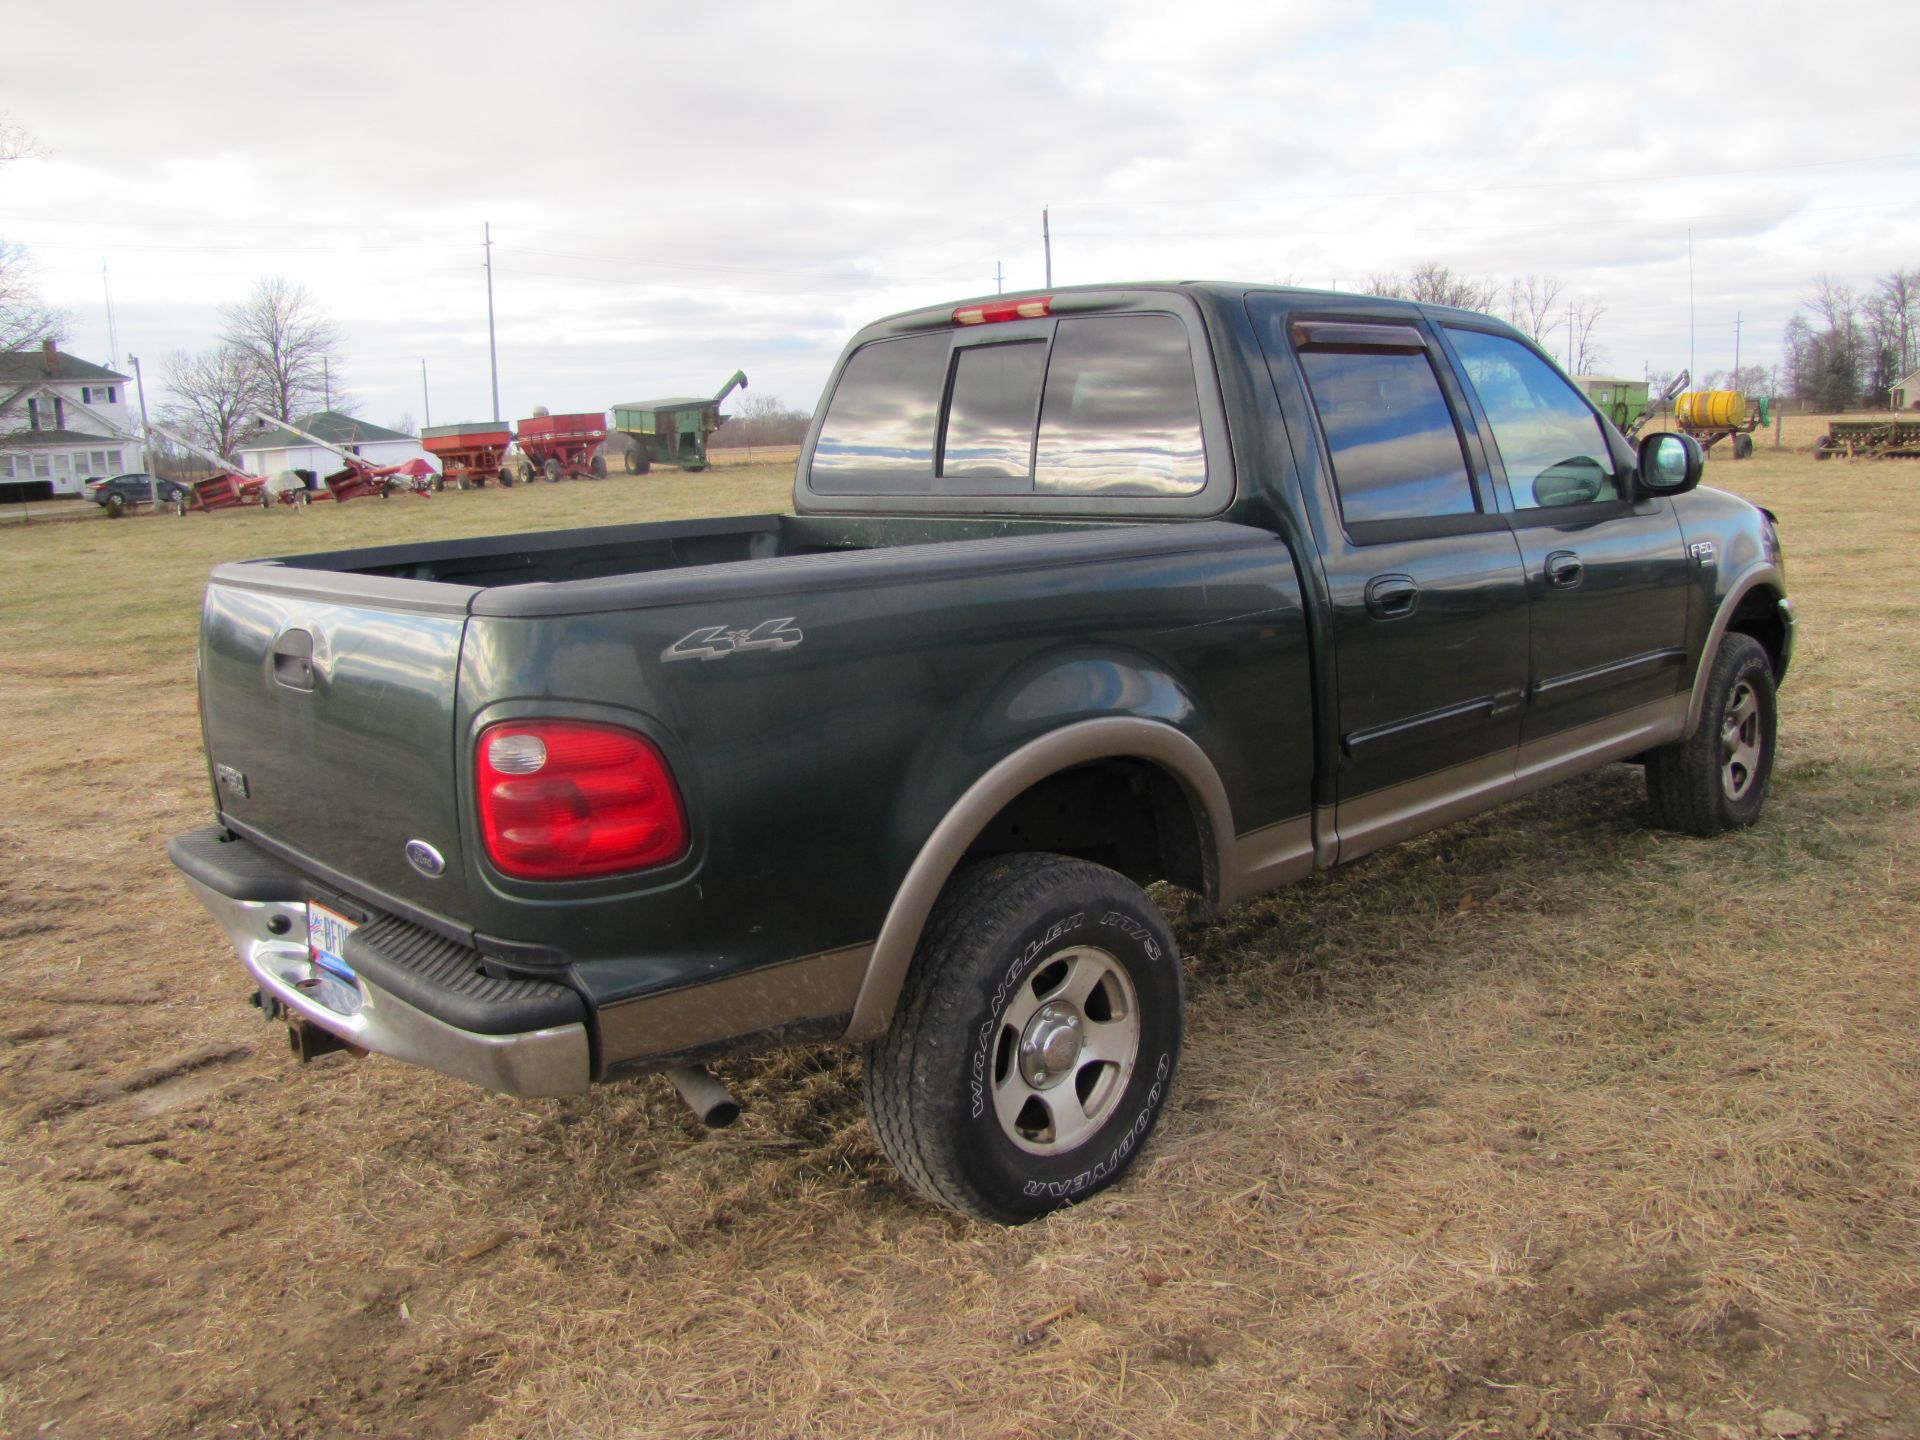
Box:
863;853;1182;1223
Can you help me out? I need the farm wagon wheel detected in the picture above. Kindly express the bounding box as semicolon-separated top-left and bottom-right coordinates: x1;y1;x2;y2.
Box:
542;458;562;483
590;454;608;479
498;467;515;488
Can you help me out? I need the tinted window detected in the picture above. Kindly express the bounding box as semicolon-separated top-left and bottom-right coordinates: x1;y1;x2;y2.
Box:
1297;347;1477;524
1448;328;1617;508
942;341;1045;487
1034;315;1205;496
811;333;949;493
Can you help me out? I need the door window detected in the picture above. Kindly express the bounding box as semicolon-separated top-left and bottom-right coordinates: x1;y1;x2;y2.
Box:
1296;344;1478;525
1448;329;1617;509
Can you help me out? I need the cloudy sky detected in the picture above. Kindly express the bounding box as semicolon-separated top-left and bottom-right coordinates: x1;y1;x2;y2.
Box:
4;0;1916;432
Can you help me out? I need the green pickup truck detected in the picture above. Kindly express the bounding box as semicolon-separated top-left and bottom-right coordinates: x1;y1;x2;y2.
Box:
170;283;1794;1222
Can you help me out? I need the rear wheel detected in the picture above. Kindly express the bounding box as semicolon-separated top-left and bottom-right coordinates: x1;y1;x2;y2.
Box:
863;853;1183;1223
103;493;127;519
543;458;562;483
498;467;515;488
1732;432;1755;460
590;453;607;479
1645;633;1777;836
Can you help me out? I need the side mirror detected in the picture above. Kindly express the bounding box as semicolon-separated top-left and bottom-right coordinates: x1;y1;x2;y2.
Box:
1635;431;1703;499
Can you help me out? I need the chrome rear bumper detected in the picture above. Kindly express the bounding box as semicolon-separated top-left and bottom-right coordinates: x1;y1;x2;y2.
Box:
181;875;590;1099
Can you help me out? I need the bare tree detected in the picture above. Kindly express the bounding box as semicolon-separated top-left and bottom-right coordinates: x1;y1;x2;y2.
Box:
0;118;65;354
159;345;266;461
710;393;811;450
1570;298;1607;374
1366;262;1501;312
1504;274;1566;345
388;412;418;436
221;277;347;421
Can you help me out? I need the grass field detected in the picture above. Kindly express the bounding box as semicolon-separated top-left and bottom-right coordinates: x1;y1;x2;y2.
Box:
1;452;1916;1440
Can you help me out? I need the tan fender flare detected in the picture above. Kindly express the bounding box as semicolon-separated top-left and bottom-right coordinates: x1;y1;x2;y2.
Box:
842;717;1236;1041
1685;564;1786;738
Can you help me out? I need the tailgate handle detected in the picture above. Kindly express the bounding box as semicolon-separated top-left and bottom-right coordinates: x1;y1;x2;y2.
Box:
272;630;316;691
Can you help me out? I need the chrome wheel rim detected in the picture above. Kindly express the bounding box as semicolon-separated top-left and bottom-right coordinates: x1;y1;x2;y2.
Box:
991;945;1140;1156
1720;681;1763;801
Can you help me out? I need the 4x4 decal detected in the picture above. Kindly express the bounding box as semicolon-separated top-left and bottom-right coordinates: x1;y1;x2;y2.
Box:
661;617;804;663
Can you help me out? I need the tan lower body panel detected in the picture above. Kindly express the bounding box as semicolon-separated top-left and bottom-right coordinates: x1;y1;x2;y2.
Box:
1225;814;1316;907
596;944;872;1071
1332;695;1685;869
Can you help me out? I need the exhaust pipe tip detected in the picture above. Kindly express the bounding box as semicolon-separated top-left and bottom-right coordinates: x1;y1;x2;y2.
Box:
664;1064;741;1128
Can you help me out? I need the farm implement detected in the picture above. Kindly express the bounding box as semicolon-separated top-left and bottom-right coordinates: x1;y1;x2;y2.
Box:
1675;388;1768;459
257;415;439;501
420;422;517;489
611;370;747;473
148;423;297;514
1814;418;1920;460
515;409;608;482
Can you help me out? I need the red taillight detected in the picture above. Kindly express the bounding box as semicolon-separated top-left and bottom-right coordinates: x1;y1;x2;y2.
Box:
953;296;1052;326
475;720;687;880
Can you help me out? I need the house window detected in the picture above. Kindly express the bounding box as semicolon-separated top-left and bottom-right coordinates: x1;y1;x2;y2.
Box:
27;398;39;430
33;454;51;478
54;398;65;429
0;455;13;479
54;454;71;477
108;386;118;403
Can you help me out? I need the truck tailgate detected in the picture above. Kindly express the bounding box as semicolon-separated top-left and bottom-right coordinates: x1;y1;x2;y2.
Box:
197;569;476;926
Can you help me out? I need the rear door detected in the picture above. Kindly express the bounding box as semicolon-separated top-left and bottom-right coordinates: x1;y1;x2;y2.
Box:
198;571;478;925
1250;299;1531;861
1438;325;1691;747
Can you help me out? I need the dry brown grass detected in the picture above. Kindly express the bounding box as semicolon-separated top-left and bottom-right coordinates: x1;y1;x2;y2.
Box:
1;453;1917;1440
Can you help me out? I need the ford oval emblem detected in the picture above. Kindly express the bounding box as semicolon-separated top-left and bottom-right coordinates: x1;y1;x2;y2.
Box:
405;840;446;878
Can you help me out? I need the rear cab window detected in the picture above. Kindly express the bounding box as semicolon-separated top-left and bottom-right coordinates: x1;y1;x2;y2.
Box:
802;291;1229;517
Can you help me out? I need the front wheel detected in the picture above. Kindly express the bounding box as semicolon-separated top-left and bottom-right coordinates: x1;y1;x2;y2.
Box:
1645;633;1777;835
543;458;562;483
863;853;1183;1223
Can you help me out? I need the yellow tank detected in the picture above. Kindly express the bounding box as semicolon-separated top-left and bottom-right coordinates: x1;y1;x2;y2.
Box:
1676;390;1747;428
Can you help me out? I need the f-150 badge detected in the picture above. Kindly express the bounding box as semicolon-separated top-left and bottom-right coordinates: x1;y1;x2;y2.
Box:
662;617;804;663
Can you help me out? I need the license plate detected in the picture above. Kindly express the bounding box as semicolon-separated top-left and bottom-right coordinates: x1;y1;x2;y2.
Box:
308;902;358;980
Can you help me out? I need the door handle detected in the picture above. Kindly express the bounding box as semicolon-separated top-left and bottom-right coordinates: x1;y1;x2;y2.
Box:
271;629;316;690
1364;574;1419;619
1545;551;1583;590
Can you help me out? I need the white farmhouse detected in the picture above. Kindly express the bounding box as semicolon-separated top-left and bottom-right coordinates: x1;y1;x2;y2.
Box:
1893;368;1920;411
0;341;141;501
239;412;432;481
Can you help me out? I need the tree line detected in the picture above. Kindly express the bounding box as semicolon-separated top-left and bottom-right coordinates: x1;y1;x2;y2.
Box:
1363;264;1610;373
1782;271;1918;411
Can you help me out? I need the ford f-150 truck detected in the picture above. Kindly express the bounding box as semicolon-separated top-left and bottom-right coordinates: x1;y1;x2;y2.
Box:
170;283;1793;1222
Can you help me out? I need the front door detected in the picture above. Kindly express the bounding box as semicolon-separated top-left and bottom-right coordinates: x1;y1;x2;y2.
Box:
1439;327;1692;756
1253;300;1532;863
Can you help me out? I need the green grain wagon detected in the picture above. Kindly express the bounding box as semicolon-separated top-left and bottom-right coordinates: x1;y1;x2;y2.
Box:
1574;374;1652;433
610;370;748;473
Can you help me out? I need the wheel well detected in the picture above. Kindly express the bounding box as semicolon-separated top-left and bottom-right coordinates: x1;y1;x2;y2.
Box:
960;759;1210;900
1725;586;1786;678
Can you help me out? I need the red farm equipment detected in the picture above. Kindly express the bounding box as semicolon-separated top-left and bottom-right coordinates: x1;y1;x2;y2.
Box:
514;409;608;482
420;422;517;490
255;414;438;501
148;423;292;513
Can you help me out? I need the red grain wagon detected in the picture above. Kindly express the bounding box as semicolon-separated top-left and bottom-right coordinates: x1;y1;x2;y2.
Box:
514;409;607;482
420;422;517;490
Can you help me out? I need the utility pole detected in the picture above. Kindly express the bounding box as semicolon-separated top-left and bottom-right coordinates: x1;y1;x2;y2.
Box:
322;357;331;413
129;354;154;505
1568;301;1575;372
421;359;431;430
102;263;119;369
1687;228;1696;385
1732;312;1742;385
1042;207;1052;289
995;261;1004;294
485;221;501;423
